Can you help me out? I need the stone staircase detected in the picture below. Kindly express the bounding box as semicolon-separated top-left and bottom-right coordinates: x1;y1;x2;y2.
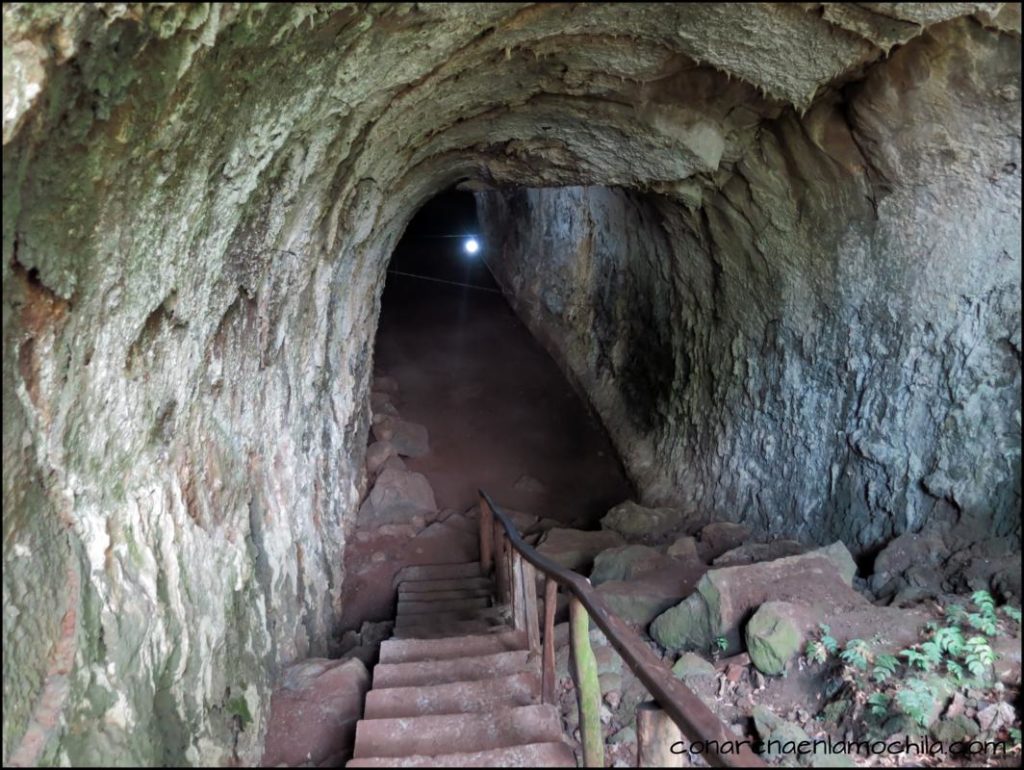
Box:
347;561;576;767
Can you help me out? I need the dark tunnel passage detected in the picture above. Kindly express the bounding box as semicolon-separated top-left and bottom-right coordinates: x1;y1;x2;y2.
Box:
337;187;634;632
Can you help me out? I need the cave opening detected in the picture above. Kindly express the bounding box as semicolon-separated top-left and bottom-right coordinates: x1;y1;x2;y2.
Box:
338;185;634;633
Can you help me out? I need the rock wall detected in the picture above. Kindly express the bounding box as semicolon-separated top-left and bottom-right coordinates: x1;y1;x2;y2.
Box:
2;3;1019;765
477;20;1022;557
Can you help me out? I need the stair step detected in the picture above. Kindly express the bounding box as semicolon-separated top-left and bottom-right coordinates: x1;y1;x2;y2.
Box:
352;704;563;758
379;631;528;663
397;597;491;615
398;576;492;593
397;588;492;602
373;650;534;689
346;740;576;767
392;620;508;640
394;562;482;586
394;607;505;630
364;671;540;718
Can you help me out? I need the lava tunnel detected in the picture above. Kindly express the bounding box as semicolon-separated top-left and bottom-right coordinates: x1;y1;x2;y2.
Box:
2;3;1021;768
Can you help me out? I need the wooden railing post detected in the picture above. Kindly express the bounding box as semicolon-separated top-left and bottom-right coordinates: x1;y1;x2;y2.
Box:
495;531;508;604
542;577;557;704
511;549;523;630
477;489;765;768
479;495;494;575
522;559;540;653
570;592;604;768
637;701;684;767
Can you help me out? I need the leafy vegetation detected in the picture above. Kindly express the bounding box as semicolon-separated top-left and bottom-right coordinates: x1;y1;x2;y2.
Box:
811;591;1021;743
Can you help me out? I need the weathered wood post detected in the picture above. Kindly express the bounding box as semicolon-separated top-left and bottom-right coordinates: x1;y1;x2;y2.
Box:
511;549;527;632
495;530;508;605
570;591;604;768
542;577;557;704
637;701;685;767
479;495;493;575
522;559;540;653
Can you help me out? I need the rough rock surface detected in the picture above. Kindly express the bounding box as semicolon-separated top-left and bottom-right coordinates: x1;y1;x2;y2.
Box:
600;500;700;542
589;544;677;585
358;467;437;525
651;543;863;653
261;658;369;767
745;601;805;676
476;16;1022;563
697;522;752;561
537;528;626;572
2;2;1019;766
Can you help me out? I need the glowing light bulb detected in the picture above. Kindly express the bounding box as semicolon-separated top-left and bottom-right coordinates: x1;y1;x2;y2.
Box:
464;237;480;255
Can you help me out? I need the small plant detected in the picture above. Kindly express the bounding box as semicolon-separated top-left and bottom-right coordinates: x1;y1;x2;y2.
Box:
932;625;964;656
963;636;996;678
710;635;728;661
805;624;838;664
1004;605;1021;624
872;654;899;684
840;639;872;671
968;590;999;635
900;646;934;672
866;691;890;718
896;678;935;727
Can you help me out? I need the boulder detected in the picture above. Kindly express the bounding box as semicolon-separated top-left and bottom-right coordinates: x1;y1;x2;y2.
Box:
666;535;701;562
381;454;406;472
651;542;863;654
745;601;804;675
371;416;430;457
671;652;716;683
358;467;436;524
262;658;370;767
871;531;945;585
590;545;676;585
713;540;809;567
697;522;751;560
365;441;396;476
601;500;702;542
537;528;625;572
595;568;701;627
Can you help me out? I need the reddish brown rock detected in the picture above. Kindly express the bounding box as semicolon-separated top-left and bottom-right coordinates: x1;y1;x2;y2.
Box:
262;658;370;767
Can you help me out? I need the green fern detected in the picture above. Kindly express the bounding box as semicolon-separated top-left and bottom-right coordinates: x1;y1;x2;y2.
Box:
805;639;829;665
1004;605;1021;624
867;691;891;718
896;679;935;727
945;603;967;624
963;636;996;678
932;625;964;656
967;612;998;636
872;654;899;684
946;659;964;682
972;590;997;618
840;639;871;671
900;646;934;672
818;624;838;654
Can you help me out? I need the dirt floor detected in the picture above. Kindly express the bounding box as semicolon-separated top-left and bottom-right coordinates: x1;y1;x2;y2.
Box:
338;250;633;632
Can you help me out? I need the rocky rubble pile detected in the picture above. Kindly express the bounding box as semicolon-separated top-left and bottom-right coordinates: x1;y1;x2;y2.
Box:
546;499;1022;766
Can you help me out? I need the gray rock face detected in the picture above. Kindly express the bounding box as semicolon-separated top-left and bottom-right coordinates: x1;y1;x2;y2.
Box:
601;500;700;542
358;468;437;525
1;3;1018;766
477;19;1021;564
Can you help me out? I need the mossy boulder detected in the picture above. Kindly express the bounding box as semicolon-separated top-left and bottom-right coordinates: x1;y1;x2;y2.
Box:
746;601;805;675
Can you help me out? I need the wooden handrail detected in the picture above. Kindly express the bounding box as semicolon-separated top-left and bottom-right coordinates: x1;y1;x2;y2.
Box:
479;490;766;768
